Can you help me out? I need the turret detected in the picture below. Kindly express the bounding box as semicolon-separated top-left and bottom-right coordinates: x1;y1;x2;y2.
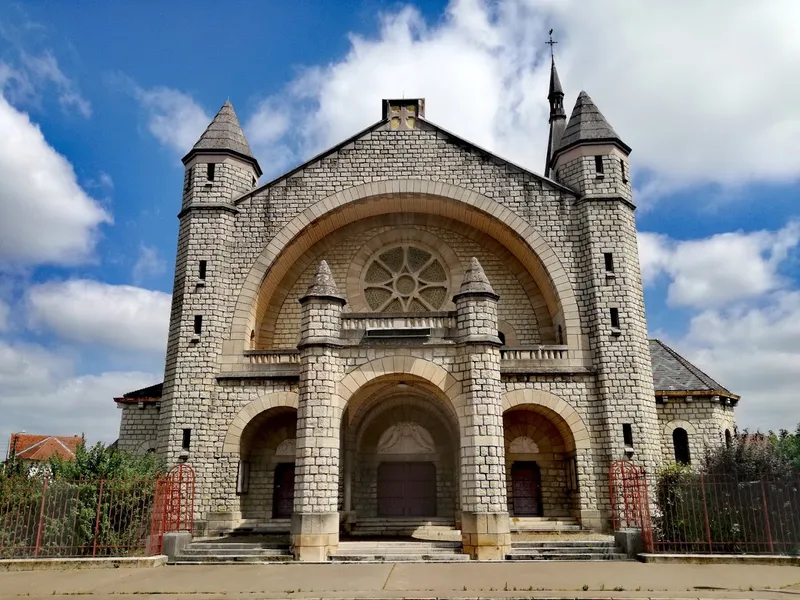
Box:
544;57;567;178
550;91;632;203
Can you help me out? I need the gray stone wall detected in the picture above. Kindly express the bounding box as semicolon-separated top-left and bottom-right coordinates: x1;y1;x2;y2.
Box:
116;405;159;453
657;399;736;465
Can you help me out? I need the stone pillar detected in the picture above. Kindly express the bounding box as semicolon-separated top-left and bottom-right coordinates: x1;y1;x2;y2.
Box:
292;260;345;561
455;258;510;560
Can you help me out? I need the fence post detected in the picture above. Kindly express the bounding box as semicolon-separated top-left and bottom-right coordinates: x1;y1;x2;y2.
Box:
92;479;105;557
33;478;48;558
700;474;713;554
761;478;774;554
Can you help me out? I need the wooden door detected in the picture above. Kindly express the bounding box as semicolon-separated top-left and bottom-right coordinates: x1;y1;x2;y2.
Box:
511;461;542;516
378;462;436;517
272;463;295;518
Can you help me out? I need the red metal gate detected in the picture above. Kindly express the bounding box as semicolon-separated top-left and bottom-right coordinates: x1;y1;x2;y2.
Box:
150;464;195;555
609;460;653;552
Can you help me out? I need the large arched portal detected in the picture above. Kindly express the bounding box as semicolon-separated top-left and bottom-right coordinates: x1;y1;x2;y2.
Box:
342;378;460;523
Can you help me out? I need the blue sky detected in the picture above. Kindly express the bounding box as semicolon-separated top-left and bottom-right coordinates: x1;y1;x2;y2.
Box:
1;0;798;448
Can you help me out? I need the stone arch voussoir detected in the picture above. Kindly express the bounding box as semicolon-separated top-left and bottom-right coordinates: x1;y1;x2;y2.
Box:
664;419;697;436
502;388;590;450
222;391;299;453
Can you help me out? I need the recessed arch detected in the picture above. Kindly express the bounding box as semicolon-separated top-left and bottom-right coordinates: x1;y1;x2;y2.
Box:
663;419;697;436
228;179;581;352
222;391;299;453
502;388;590;450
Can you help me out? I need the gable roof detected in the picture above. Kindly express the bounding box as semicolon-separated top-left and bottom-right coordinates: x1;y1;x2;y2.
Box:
234;110;577;205
8;434;82;462
649;339;734;396
114;382;163;405
555;91;630;155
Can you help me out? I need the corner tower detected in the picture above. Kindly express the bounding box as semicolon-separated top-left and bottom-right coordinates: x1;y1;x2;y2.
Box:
158;101;260;482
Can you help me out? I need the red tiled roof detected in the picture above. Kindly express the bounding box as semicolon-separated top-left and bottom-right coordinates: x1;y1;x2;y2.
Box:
7;433;82;462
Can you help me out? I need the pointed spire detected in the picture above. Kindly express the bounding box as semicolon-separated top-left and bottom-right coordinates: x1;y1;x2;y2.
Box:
304;260;342;298
545;56;567;178
182;100;262;175
458;257;497;296
548;58;565;111
555;91;630;155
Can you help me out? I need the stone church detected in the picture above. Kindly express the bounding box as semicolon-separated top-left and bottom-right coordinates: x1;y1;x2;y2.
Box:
114;57;738;560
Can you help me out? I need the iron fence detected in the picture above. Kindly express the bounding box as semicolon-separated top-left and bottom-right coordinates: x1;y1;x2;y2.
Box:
0;477;157;558
653;475;800;555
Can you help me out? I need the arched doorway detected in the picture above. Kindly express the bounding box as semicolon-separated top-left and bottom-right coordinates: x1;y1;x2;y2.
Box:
236;406;297;521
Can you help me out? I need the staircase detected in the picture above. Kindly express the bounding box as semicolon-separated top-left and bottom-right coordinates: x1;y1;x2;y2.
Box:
506;539;629;561
348;517;461;541
170;538;292;564
509;516;582;532
229;518;291;535
332;540;469;562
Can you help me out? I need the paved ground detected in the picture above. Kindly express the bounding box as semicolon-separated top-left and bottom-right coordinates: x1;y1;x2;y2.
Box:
2;562;800;600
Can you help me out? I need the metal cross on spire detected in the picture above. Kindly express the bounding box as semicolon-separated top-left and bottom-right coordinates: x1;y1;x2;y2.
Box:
546;29;557;59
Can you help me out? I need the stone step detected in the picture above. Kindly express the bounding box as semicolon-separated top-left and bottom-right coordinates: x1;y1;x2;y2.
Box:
511;524;582;532
188;542;288;550
511;540;615;549
181;548;290;556
506;552;630;561
331;553;471;562
508;546;616;555
170;554;293;564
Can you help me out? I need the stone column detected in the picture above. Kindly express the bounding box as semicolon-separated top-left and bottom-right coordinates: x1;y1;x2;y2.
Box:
455;257;511;560
292;260;345;561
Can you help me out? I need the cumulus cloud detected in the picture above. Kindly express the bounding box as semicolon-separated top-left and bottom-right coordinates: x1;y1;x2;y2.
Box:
0;95;110;268
639;222;800;308
132;244;167;285
134;86;209;154
245;0;800;196
26;280;171;354
0;338;158;445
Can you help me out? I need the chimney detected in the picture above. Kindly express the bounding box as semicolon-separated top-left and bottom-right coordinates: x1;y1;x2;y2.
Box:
382;98;425;130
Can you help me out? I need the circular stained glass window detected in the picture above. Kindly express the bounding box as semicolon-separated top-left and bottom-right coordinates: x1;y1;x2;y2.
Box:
363;245;449;312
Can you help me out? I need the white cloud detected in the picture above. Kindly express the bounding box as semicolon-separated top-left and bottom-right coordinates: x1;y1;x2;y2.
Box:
639;222;800;308
26;280;170;354
0;95;110;268
247;0;800;198
678;291;800;432
0;338;158;446
132;244;167;285
134;86;209;154
0;52;91;118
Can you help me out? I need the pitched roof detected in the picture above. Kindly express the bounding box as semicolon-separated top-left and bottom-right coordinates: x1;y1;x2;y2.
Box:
183;101;261;175
649;339;732;395
8;434;82;462
555;91;630;154
114;382;163;405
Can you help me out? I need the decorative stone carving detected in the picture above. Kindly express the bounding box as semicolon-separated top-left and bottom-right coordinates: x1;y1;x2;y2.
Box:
509;436;539;454
275;438;296;457
362;245;449;311
377;422;436;454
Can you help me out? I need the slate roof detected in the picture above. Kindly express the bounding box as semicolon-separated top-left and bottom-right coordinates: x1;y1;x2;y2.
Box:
118;341;736;402
556;91;630;154
183;101;261;175
8;434;82;462
649;339;732;395
549;58;564;98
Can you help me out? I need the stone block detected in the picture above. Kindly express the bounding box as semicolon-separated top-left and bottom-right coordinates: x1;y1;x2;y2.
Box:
615;528;643;558
161;531;192;561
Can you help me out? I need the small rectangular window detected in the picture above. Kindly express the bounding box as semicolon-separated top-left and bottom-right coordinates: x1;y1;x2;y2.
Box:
194;315;203;335
594;155;604;174
610;308;620;329
620;159;628;183
236;461;250;494
182;428;191;450
604;253;614;273
623;424;634;447
199;260;207;280
207;163;215;181
184;167;193;192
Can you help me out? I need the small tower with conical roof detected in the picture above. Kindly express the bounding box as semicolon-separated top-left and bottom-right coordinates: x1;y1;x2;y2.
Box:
544;57;567;178
157;101;261;478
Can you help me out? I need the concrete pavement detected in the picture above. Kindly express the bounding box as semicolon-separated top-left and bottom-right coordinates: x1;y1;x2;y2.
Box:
1;561;800;600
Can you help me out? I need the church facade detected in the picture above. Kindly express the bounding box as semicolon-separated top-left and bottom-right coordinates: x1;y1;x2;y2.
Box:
115;60;738;560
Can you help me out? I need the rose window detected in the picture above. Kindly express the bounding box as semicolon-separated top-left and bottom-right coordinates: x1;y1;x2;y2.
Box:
363;245;449;312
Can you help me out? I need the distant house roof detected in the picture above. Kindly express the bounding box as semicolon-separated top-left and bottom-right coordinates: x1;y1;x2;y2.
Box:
649;339;736;397
8;434;82;462
116;340;737;404
113;382;163;405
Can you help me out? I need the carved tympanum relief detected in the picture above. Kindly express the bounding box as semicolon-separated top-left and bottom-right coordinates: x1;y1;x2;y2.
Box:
509;436;540;454
377;422;436;454
275;438;296;457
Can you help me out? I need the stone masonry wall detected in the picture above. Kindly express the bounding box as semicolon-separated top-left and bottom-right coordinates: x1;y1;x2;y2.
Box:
657;400;736;465
116;405;160;453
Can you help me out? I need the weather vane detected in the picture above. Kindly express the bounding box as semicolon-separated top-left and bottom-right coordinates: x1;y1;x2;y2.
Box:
546;29;557;59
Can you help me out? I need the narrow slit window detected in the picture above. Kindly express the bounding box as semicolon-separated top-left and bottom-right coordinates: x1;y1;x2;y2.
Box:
620;159;628;183
594;155;604;174
199;260;207;280
673;428;691;464
207;163;215;181
184;167;193;192
623;424;634;448
610;308;620;329
182;428;191;450
604;252;614;273
194;315;203;335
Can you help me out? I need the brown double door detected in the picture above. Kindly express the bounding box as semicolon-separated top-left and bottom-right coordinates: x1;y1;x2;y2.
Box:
378;462;436;517
511;461;543;516
272;463;295;518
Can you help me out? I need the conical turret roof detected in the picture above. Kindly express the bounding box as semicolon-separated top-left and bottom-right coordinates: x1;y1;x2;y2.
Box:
548;58;564;99
458;257;497;296
304;260;343;298
555;91;630;154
